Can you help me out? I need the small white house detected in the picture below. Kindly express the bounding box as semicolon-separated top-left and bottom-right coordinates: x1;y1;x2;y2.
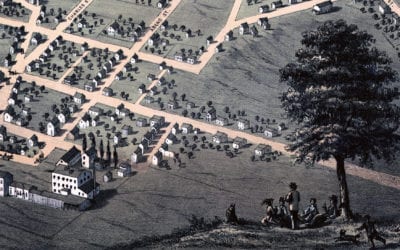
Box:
232;137;247;149
313;0;333;15
212;131;228;144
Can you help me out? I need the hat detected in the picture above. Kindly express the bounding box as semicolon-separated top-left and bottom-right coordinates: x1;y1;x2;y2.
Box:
289;182;297;190
329;195;338;202
279;196;285;202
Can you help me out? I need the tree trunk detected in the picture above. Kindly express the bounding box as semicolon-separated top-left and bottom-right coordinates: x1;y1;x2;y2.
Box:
336;156;352;219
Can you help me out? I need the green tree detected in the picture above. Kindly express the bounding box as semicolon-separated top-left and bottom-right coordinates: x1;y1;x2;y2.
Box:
280;20;400;219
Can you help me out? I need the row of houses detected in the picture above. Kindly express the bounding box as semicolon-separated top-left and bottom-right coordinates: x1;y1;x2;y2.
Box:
131;115;166;164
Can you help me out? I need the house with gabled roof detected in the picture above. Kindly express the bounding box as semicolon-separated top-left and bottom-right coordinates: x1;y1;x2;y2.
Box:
239;22;250;35
73;92;86;105
107;21;120;36
232;137;247;149
254;144;272;157
47;117;60;137
212;131;228;144
56;146;81;167
79;113;91;129
313;0;333;15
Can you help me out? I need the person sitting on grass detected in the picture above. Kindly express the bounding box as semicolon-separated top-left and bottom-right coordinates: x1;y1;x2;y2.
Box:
301;197;330;228
356;215;386;248
261;198;275;225
275;196;290;228
322;195;339;219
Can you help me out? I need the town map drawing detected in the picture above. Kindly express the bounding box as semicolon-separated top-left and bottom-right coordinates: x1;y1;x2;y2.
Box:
0;0;399;249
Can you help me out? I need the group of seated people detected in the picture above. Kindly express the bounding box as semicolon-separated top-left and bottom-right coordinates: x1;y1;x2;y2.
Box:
261;195;339;229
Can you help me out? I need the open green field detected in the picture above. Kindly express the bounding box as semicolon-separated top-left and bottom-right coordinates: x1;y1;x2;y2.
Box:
65;0;161;48
0;139;399;249
109;61;160;103
140;0;234;61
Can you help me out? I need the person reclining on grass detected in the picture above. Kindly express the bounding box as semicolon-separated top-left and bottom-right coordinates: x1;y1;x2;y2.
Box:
356;215;386;248
301;198;328;228
275;196;290;228
261;198;275;225
322;195;339;219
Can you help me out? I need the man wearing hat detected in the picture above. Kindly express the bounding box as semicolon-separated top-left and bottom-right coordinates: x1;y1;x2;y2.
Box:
286;182;301;230
323;195;339;219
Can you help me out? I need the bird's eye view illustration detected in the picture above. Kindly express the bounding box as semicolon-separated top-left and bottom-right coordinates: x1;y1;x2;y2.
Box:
0;0;399;249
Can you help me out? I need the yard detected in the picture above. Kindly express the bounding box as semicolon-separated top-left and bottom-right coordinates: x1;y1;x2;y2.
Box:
38;0;80;29
5;79;78;135
64;0;162;48
0;24;26;67
108;60;161;103
140;0;234;62
63;47;119;91
26;39;83;81
25;32;47;57
0;132;42;158
65;102;157;161
163;129;282;169
0;1;31;22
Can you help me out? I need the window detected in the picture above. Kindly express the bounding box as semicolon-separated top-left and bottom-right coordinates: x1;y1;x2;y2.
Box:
57;176;60;180
62;177;65;181
58;183;60;186
53;182;56;186
74;180;76;183
53;189;56;192
0;180;3;184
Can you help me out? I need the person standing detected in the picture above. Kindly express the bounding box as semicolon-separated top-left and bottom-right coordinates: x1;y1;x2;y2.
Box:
286;182;300;230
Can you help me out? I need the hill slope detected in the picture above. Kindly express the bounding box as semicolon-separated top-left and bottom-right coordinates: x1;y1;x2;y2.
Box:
109;217;400;249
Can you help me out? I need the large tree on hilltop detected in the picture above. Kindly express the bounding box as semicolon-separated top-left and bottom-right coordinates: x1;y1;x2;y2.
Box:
280;20;400;219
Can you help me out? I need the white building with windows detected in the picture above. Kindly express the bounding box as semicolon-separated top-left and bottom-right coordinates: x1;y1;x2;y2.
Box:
52;168;99;199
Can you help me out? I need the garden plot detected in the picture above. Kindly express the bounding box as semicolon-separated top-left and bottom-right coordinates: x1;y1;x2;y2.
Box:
108;60;161;103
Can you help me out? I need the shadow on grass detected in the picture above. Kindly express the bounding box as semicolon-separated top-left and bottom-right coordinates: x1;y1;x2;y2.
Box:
106;215;224;250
